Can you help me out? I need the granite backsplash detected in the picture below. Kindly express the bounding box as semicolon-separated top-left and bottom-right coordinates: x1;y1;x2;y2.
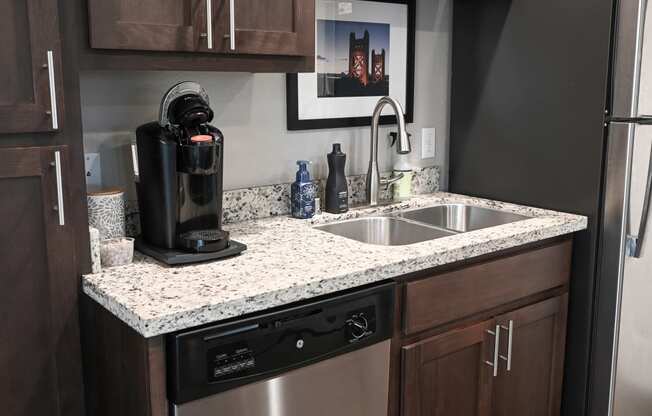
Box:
124;166;440;237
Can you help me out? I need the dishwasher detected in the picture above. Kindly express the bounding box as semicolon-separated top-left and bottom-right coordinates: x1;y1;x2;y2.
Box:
167;282;394;416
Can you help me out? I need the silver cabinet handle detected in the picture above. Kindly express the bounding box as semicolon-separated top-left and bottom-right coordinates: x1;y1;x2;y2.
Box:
46;51;58;130
51;151;65;226
484;325;500;377
627;142;652;258
499;320;514;372
229;0;236;50
205;0;214;49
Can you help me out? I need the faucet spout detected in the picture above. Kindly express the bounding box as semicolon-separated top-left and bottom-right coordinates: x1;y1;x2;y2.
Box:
366;97;409;206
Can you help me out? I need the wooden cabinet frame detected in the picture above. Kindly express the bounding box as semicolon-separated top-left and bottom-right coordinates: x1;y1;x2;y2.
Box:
390;238;573;416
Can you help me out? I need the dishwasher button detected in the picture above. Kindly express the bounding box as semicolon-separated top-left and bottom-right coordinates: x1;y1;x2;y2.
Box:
296;339;305;349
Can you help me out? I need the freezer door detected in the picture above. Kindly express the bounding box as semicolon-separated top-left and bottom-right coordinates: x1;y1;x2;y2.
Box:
612;0;647;118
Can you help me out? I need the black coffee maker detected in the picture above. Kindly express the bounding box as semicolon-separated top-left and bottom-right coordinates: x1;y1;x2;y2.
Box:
134;82;246;265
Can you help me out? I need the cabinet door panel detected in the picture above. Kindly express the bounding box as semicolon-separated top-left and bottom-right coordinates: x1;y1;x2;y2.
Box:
215;0;315;56
493;295;568;416
0;0;63;133
402;320;494;416
88;0;204;52
0;146;83;416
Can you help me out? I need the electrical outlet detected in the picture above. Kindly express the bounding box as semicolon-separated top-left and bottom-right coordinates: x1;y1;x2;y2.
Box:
421;128;436;159
84;153;102;188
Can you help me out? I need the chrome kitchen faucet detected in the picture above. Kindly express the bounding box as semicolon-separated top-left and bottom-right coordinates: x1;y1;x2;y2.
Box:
366;96;411;206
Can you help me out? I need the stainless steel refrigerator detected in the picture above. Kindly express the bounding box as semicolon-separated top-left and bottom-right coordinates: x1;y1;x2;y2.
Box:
604;2;652;414
450;0;652;414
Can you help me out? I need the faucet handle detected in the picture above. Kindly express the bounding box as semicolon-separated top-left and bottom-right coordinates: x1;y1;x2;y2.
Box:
380;172;404;188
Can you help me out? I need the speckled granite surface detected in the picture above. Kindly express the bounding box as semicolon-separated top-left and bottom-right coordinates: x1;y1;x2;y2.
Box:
83;192;587;338
221;166;440;224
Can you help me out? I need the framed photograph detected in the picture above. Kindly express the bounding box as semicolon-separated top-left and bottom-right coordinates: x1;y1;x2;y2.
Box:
287;0;416;130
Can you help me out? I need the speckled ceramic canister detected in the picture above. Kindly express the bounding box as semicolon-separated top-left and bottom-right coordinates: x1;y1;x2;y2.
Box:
87;189;126;239
89;226;102;274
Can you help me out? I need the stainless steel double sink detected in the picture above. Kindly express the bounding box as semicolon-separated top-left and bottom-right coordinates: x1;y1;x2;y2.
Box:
314;204;531;246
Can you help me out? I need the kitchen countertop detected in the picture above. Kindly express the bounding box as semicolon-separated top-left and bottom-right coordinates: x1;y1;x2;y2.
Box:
82;192;587;338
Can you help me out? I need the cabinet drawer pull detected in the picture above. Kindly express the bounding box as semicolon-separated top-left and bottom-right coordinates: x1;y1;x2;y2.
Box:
499;320;514;371
205;0;213;49
484;325;500;377
229;0;236;50
51;151;65;226
46;51;58;130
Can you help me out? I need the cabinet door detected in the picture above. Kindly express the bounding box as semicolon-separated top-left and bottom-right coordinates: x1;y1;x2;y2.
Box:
88;0;205;52
401;320;495;416
0;146;84;416
0;0;64;133
214;0;315;56
493;295;568;416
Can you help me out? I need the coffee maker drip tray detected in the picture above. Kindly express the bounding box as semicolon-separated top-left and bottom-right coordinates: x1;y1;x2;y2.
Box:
135;237;247;266
178;229;230;253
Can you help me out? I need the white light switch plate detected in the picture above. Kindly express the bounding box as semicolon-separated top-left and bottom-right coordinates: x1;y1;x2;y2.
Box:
84;153;102;188
421;128;436;159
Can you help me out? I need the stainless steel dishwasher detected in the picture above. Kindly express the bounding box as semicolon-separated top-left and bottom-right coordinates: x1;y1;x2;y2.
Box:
167;282;394;416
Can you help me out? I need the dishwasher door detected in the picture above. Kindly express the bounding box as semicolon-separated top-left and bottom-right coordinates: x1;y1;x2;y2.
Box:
173;339;390;416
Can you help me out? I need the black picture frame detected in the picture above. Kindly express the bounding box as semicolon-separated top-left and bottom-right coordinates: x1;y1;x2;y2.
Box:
286;0;416;131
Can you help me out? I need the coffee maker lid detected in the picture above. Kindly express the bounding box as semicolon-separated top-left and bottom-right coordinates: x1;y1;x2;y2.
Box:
159;81;211;128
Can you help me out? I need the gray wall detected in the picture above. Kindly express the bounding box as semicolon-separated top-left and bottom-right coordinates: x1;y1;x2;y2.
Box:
80;0;451;193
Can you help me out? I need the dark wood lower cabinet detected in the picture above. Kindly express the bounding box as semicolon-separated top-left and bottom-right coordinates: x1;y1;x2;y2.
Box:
493;295;568;416
81;296;167;416
0;146;84;416
400;295;569;416
402;320;494;416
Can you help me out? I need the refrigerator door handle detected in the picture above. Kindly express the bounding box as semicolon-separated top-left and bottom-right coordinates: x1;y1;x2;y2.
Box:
627;144;652;258
608;115;652;124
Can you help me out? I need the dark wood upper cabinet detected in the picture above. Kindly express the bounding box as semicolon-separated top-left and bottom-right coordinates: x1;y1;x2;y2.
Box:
0;146;84;416
402;320;494;416
0;0;64;133
88;0;315;57
88;0;205;52
493;295;568;416
213;0;314;56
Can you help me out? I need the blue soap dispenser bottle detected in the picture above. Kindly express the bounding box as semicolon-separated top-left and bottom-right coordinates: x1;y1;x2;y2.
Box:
291;160;316;219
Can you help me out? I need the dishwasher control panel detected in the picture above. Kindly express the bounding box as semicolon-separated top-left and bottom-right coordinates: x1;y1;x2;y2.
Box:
167;282;394;405
207;345;256;382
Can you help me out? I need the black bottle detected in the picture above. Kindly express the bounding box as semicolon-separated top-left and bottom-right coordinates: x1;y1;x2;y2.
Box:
325;143;349;213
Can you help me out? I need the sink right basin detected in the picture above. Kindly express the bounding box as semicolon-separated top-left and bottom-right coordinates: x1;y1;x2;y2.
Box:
398;204;531;233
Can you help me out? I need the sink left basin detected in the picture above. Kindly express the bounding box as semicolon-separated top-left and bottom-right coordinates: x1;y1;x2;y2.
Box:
314;216;456;246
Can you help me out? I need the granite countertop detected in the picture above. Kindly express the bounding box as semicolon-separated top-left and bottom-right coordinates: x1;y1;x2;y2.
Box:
82;192;588;338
